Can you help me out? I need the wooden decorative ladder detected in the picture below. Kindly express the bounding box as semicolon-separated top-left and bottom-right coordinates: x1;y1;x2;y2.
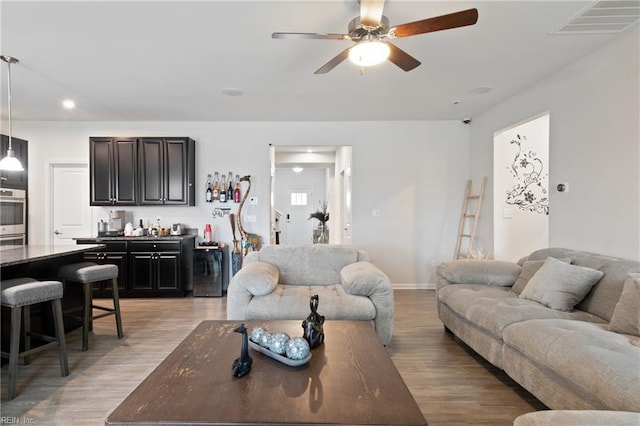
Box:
454;177;487;260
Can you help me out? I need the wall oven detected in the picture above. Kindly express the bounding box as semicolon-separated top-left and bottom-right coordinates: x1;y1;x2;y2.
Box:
0;188;26;236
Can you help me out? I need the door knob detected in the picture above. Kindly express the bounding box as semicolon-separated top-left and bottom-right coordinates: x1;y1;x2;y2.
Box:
54;230;62;235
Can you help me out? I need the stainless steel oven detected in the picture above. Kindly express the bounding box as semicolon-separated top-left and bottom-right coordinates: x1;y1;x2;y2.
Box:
0;188;26;235
0;233;26;247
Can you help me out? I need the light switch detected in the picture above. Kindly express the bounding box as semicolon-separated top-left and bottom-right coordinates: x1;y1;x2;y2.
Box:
372;209;381;217
503;208;513;219
245;214;257;223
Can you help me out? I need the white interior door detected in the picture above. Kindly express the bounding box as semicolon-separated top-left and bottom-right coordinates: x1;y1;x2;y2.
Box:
284;189;314;245
50;163;92;245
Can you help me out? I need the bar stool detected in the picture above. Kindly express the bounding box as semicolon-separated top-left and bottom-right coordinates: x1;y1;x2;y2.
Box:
58;262;123;351
1;277;69;400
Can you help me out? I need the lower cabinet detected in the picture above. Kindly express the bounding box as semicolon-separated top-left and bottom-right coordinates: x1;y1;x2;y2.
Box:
129;242;181;293
76;238;193;297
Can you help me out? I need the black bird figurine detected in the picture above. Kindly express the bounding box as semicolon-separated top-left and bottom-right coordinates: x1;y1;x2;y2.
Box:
232;323;252;378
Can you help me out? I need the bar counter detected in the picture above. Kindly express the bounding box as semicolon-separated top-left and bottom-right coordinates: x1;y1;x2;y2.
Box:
1;244;105;353
1;244;104;268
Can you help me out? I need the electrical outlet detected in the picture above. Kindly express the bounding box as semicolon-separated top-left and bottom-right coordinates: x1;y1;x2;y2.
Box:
372;209;381;217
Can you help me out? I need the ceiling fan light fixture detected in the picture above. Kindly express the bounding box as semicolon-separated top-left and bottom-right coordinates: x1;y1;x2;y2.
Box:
348;40;390;67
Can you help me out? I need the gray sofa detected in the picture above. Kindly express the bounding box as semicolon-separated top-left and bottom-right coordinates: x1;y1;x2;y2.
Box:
436;247;640;412
226;245;394;345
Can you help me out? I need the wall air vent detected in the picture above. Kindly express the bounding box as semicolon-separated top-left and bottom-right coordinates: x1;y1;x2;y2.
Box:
551;0;640;34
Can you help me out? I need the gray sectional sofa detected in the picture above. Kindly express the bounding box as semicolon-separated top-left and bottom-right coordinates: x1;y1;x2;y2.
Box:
436;247;640;413
226;244;394;345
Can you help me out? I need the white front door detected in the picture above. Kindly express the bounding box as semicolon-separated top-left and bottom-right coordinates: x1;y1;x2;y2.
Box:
284;189;314;245
50;163;92;245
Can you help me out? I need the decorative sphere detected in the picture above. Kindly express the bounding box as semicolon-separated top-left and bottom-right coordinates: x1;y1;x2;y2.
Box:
268;331;290;355
286;337;310;360
258;331;272;348
250;327;268;345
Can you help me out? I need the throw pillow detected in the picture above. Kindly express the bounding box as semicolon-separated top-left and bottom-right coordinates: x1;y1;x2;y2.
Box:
241;262;280;296
511;257;572;294
519;257;604;311
608;274;640;336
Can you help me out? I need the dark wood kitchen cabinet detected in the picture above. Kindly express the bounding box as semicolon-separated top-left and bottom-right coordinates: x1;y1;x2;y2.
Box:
139;137;195;206
90;137;137;206
0;134;28;189
129;241;181;293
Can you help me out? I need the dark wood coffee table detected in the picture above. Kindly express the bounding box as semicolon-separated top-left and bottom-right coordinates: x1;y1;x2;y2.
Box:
106;320;427;425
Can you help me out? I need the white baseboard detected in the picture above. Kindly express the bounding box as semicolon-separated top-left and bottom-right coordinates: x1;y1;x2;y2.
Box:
392;283;436;290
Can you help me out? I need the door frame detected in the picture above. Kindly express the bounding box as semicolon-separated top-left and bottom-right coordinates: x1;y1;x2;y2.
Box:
45;161;91;245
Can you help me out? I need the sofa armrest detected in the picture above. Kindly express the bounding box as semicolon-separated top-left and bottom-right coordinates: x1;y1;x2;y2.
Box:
437;260;521;289
226;262;279;320
340;261;394;345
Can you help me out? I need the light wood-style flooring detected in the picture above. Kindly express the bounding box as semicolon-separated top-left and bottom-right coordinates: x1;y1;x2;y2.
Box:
1;290;546;425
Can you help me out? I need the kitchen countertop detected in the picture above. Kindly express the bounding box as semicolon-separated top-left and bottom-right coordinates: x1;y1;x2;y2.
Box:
0;244;105;267
75;235;197;242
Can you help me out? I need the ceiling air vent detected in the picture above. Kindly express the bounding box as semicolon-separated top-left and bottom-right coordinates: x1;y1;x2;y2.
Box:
551;0;640;34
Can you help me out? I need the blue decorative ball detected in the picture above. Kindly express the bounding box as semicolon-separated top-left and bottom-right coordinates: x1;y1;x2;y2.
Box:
268;332;290;355
286;337;310;360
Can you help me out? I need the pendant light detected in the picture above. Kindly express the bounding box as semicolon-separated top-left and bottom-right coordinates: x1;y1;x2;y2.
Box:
0;55;24;172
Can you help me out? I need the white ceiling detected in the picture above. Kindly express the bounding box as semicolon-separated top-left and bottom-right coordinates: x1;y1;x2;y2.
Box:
0;0;637;122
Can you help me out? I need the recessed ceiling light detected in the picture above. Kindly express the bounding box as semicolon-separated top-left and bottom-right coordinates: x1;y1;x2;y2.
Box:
221;87;243;97
469;86;493;95
307;148;313;153
292;167;304;173
62;99;76;109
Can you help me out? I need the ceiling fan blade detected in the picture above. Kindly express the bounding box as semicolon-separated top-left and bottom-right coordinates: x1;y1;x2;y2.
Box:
360;0;386;27
272;32;349;40
390;8;478;38
387;43;421;72
314;47;351;74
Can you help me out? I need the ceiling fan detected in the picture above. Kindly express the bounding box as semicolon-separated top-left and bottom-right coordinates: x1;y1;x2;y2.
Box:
272;0;478;74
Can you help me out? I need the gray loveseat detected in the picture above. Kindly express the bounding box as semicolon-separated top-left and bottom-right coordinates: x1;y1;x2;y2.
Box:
226;245;394;345
436;247;640;412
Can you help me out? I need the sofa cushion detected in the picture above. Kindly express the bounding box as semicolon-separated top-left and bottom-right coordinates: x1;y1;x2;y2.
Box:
511;257;572;295
437;260;521;287
608;273;640;337
254;245;359;285
503;319;640;411
438;284;603;341
245;284;376;321
519;257;604;311
242;262;280;296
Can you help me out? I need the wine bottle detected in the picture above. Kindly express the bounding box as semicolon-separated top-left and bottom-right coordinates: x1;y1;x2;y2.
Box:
234;175;241;203
227;172;233;202
220;174;227;202
205;174;212;202
213;172;220;201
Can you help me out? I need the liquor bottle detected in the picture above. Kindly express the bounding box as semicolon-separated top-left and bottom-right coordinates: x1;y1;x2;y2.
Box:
213;172;220;201
220;175;227;202
227;172;233;201
205;174;212;202
234;175;241;203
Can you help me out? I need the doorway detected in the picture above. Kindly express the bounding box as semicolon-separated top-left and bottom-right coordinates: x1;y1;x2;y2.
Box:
493;113;550;261
270;146;352;245
47;162;92;245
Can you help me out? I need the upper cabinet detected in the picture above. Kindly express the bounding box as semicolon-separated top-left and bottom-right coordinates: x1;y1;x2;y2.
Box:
90;137;195;207
90;137;138;206
0;135;28;189
139;137;195;206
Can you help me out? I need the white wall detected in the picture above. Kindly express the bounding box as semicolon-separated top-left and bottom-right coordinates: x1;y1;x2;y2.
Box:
15;120;469;285
470;27;640;261
493;114;549;261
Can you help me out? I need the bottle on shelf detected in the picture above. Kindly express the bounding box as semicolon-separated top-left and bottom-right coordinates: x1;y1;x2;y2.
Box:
213;172;220;201
205;174;213;202
227;172;233;202
234;174;241;203
220;174;227;202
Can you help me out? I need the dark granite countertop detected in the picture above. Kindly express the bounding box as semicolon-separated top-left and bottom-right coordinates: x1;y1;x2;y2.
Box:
0;244;105;267
75;235;196;242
